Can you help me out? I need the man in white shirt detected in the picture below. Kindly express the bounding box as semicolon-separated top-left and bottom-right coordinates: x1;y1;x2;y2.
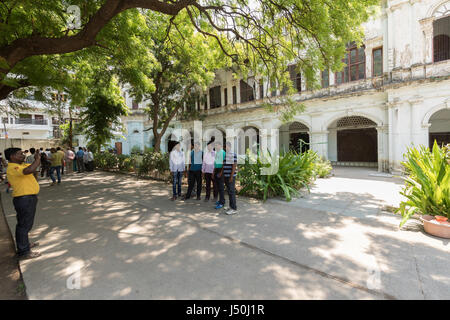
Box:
169;142;185;201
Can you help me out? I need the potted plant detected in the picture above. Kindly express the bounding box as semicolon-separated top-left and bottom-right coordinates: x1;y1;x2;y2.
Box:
398;142;450;238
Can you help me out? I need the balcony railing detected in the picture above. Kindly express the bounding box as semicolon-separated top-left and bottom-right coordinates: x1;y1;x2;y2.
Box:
14;118;48;125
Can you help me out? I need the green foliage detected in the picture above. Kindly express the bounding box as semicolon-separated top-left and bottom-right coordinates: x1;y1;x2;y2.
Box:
1;0;379;136
130;145;142;155
94;152;119;170
238;149;318;201
137;151;170;178
80;85;128;152
397;142;450;227
94;149;170;180
313;157;333;178
59;121;82;147
117;154;135;172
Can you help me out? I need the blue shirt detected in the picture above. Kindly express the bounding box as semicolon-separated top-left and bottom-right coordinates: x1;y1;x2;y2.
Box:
76;150;84;159
190;150;203;171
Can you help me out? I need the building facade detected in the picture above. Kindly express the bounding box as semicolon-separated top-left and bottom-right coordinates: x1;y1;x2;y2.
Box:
155;0;450;173
0;93;72;152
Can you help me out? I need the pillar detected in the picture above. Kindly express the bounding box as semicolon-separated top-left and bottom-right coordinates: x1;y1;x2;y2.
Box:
310;131;328;159
376;125;389;172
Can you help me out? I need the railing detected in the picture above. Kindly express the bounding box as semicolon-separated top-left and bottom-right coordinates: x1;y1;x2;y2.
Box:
14;118;48;125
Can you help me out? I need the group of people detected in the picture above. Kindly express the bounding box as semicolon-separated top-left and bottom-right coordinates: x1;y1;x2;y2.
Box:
1;146;95;186
169;140;238;215
0;145;94;260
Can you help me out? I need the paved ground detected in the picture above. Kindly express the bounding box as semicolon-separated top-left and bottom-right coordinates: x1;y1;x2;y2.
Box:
2;169;449;300
269;167;405;220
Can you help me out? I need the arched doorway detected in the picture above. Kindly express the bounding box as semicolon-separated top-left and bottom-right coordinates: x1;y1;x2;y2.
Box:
429;109;450;147
328;116;378;165
279;121;310;153
204;128;226;150
237;126;259;156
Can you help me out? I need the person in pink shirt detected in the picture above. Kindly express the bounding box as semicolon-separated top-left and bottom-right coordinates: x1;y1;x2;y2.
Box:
202;140;217;202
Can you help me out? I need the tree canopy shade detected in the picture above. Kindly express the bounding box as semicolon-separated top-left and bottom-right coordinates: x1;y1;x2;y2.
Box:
0;0;379;102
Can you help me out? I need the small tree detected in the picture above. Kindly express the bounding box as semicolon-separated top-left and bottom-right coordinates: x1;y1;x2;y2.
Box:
80;80;128;153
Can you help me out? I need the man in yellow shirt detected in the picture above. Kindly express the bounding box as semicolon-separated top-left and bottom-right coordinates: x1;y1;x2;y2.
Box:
56;147;65;175
49;147;64;186
5;147;41;260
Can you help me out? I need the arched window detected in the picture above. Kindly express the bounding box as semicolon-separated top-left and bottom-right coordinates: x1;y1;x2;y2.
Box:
433;3;450;62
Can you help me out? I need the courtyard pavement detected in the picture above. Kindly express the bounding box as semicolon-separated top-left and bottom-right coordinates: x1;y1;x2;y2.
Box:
2;169;449;300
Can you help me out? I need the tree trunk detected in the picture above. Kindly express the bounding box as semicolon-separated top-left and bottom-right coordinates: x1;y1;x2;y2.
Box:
68;120;73;148
68;107;73;148
153;134;162;152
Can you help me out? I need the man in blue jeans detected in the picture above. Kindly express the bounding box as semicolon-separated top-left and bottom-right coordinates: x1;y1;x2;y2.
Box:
5;147;42;260
169;142;185;201
49;147;64;186
182;142;203;201
223;141;238;215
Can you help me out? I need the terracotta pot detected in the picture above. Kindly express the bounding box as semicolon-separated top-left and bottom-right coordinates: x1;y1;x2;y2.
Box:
435;216;448;222
421;215;450;239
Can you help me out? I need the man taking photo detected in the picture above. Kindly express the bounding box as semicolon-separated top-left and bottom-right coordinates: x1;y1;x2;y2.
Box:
5;147;41;260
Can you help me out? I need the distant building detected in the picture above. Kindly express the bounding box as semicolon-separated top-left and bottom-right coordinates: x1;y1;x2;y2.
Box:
0;92;76;152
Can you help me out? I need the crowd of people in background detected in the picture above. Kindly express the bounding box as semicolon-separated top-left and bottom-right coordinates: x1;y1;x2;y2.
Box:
0;146;95;189
0;146;95;260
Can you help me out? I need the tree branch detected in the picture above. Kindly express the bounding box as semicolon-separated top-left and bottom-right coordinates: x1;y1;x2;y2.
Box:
0;78;30;100
0;0;194;73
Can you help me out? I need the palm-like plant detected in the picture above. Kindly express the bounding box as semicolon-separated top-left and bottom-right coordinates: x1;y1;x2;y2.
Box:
238;149;318;201
398;141;450;227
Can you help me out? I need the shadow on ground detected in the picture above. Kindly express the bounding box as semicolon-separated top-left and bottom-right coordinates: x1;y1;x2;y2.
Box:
2;171;448;300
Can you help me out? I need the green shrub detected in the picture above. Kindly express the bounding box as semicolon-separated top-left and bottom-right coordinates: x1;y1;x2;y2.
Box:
130;145;142;155
137;150;170;177
313;157;332;178
238;149;318;201
94;152;118;169
117;154;134;172
397;141;450;227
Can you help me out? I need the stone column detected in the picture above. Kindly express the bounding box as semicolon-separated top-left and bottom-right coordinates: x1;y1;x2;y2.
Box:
365;46;373;79
310;131;328;159
419;17;434;67
236;81;241;104
409;97;428;147
327;128;337;162
329;71;336;87
259;129;280;175
386;101;397;173
376;125;389;172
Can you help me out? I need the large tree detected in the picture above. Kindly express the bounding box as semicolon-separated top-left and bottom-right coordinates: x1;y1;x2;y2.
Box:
0;0;379;101
131;11;228;152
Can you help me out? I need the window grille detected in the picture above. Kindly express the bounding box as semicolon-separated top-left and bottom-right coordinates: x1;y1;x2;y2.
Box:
337;116;376;128
289;122;309;132
433;15;450;63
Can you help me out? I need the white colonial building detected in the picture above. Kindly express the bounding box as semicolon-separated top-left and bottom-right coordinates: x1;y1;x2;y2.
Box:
4;0;448;174
143;0;449;174
0;92;75;152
